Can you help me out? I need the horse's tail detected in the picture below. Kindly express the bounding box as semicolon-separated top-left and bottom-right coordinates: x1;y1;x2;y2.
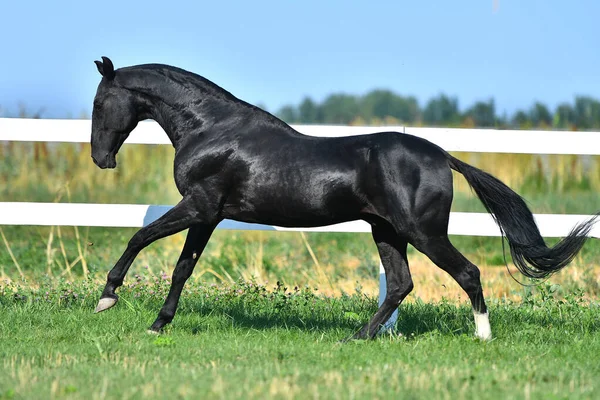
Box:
446;153;598;279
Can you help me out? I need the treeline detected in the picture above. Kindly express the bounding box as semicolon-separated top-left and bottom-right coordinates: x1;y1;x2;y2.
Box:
276;91;600;130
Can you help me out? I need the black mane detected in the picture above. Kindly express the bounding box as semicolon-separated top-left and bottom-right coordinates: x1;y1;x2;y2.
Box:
115;63;289;130
118;63;240;102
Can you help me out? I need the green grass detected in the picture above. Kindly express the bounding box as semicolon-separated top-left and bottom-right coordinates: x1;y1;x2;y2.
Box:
1;279;599;399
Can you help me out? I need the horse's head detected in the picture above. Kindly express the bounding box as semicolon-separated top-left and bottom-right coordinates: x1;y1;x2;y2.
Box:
91;57;139;169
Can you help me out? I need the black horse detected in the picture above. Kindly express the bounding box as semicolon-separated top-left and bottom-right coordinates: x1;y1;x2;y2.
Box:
91;56;597;341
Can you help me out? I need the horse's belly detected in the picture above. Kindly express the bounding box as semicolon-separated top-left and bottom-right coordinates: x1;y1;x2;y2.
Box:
227;211;354;228
221;184;362;228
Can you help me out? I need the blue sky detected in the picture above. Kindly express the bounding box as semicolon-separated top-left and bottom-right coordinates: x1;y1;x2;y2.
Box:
0;0;598;118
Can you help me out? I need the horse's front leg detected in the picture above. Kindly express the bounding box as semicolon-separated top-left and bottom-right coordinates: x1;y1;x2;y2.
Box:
95;196;207;313
148;224;215;332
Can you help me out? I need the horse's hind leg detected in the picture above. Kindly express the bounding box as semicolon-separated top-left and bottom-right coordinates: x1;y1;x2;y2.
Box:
149;224;215;332
348;224;413;340
412;235;491;340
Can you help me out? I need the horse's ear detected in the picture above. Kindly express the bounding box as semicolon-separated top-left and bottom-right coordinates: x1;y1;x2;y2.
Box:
95;56;116;80
94;60;105;76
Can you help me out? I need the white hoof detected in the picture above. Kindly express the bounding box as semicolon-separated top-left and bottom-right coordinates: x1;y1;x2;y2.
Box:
94;297;117;313
476;331;493;341
473;311;492;341
146;329;160;335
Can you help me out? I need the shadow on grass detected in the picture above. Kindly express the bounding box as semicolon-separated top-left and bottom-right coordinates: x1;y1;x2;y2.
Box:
171;298;477;338
173;298;600;338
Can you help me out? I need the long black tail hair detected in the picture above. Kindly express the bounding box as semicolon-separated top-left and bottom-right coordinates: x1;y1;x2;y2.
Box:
447;154;598;279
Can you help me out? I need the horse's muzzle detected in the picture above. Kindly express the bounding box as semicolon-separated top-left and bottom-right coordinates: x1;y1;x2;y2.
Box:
92;153;117;169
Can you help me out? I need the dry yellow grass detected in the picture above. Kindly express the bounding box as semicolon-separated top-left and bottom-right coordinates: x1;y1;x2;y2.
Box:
316;254;600;302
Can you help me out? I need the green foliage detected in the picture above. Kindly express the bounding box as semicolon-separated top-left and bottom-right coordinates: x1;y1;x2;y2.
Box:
361;90;419;124
554;102;576;128
423;94;460;125
277;90;600;130
298;97;321;123
529;102;553;127
464;98;497;127
574;96;600;129
321;94;360;124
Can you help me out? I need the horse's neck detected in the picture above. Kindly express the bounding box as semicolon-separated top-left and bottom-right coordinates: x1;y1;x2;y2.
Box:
136;88;200;149
126;69;252;148
144;105;182;148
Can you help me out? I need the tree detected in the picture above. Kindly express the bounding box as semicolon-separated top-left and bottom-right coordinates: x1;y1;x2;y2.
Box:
321;94;360;124
529;102;552;127
512;110;529;128
276;90;600;131
277;105;297;123
422;94;460;125
298;97;322;123
464;99;496;127
573;96;600;130
361;90;419;124
553;103;575;129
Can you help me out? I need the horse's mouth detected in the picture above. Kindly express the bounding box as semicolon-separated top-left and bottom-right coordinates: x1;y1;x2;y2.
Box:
92;153;117;169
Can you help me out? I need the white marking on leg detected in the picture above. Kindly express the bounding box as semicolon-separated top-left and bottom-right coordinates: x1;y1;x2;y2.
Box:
473;311;492;341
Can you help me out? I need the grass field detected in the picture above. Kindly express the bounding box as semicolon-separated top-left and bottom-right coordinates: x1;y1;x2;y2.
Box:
1;279;599;399
1;140;600;399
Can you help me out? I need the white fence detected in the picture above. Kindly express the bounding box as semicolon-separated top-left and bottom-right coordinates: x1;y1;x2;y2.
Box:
1;118;599;326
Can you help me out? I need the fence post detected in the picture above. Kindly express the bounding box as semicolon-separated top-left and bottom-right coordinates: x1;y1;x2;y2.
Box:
378;262;398;332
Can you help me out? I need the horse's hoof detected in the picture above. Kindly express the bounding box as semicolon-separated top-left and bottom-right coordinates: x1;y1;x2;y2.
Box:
475;333;493;341
146;329;160;335
94;297;118;313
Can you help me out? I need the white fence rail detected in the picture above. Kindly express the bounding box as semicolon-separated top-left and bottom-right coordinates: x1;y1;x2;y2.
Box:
1;118;599;327
2;118;600;154
1;202;598;239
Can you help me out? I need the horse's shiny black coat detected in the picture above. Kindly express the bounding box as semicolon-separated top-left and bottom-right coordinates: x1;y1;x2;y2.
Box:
91;57;597;339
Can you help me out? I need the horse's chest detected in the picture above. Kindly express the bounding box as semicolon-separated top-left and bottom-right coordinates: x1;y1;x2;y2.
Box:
173;148;236;195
